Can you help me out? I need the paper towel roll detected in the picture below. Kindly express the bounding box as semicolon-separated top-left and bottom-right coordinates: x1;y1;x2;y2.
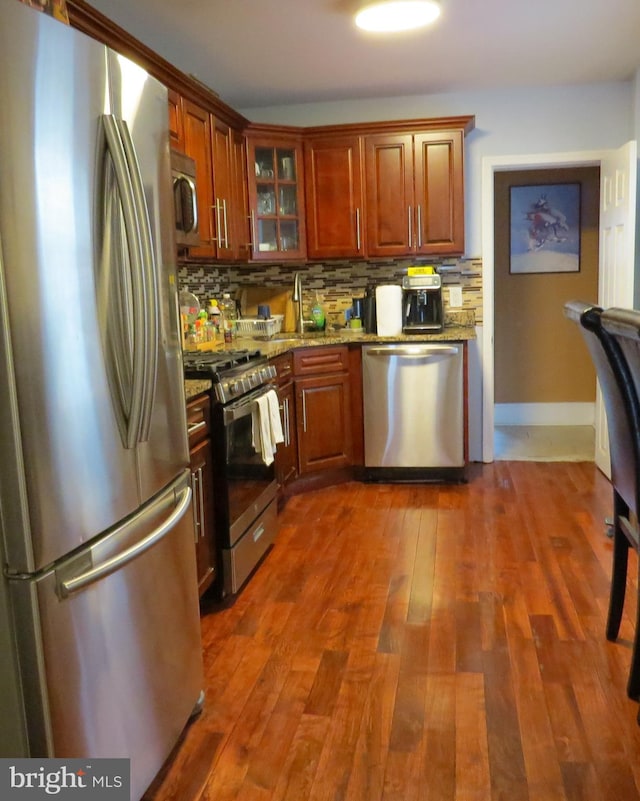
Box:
375;284;403;336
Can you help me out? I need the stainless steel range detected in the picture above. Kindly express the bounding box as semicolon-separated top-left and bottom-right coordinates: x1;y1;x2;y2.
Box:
183;349;280;597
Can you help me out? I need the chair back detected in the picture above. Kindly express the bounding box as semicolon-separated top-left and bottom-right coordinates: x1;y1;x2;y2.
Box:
564;300;640;514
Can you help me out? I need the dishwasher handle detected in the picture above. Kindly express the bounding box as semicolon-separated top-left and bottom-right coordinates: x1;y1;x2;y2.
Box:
365;345;460;360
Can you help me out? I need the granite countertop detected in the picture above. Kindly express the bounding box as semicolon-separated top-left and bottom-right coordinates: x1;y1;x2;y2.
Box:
184;323;475;400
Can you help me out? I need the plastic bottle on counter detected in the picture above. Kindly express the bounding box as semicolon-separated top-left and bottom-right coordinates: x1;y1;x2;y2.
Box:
208;299;221;337
219;293;237;344
311;292;325;331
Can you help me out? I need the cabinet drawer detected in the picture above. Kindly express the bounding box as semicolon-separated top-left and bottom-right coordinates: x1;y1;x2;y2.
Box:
293;346;349;376
270;352;293;385
186;394;210;448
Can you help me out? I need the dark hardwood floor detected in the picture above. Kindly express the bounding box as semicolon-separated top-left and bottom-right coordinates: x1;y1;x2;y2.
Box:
144;461;640;801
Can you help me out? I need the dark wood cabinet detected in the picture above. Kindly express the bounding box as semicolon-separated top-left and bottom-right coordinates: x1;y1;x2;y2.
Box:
182;100;216;258
304;134;364;259
413;131;465;254
173;97;249;261
168;88;184;151
232;129;252;260
270;353;298;489
364;128;466;257
293;347;352;474
187;394;216;596
246;133;306;261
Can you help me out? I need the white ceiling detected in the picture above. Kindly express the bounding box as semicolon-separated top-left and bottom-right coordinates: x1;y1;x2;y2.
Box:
87;0;640;111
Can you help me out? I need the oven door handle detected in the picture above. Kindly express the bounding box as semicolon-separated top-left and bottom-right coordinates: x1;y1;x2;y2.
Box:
222;387;273;424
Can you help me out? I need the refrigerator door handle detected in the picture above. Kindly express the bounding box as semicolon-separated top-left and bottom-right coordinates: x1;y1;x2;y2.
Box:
101;114;147;450
57;484;192;598
115;117;158;443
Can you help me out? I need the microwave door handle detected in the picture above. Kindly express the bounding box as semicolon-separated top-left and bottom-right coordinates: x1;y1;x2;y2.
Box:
101;114;145;450
186;176;198;233
116;118;158;443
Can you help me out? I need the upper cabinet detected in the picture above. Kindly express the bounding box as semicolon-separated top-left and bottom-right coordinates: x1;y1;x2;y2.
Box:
246;132;306;261
66;5;473;264
364;128;465;258
303;119;471;260
181;99;216;258
170;93;250;261
304;134;365;260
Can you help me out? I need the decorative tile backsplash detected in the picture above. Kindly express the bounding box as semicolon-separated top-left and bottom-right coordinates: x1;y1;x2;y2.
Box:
178;255;483;326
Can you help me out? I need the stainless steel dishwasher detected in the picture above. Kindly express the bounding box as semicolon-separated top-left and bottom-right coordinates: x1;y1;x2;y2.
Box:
362;343;465;478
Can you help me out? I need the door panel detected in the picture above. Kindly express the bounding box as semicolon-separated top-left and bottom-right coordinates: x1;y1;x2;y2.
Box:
29;475;202;799
414;131;464;254
0;9;143;570
108;51;190;502
364;134;413;257
304;135;364;259
596;141;638;477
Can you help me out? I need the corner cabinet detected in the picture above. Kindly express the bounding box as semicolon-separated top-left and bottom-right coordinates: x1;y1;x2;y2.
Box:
293;347;352;474
246;132;306;261
364;129;465;257
304;134;365;260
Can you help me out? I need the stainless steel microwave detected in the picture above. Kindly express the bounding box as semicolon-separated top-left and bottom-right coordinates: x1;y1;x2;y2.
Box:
171;150;200;247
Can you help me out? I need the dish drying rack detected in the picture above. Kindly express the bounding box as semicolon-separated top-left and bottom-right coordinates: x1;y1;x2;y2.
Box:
236;314;284;338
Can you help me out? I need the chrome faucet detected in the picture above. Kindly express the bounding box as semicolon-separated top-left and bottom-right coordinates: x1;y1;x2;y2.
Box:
293;272;305;335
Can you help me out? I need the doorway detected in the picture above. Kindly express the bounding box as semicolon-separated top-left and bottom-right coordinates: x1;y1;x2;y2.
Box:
481;149;608;463
493;165;600;460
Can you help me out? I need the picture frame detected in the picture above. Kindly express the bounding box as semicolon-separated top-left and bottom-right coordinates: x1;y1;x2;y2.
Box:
509;182;581;274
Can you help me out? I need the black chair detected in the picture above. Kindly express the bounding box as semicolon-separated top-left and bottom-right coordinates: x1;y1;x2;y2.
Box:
564;301;640;701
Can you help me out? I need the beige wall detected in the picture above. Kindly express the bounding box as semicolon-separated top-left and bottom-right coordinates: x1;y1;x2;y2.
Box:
494;167;599;404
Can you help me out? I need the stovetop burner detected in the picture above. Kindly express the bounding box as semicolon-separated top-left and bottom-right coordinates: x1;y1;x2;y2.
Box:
182;348;262;374
183;348;275;404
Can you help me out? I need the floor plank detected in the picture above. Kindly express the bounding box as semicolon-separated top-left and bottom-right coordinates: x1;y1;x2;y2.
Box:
143;462;640;801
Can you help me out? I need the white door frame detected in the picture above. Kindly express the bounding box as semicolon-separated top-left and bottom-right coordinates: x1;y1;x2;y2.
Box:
480;150;607;462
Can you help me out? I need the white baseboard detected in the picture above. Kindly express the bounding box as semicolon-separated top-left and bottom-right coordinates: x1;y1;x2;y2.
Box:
494;403;595;426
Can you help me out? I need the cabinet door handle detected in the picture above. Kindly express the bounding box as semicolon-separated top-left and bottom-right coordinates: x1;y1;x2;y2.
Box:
191;471;200;542
408;206;412;249
284;397;290;446
222;198;229;248
250;209;256;250
356;207;361;251
417;204;422;248
209;204;218;243
197;466;205;539
301;390;307;433
215;198;223;247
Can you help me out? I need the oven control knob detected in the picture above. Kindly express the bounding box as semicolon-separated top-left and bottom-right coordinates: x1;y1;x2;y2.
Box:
229;380;240;395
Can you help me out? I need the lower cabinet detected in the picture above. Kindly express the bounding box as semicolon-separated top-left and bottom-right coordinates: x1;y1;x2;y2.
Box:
293;346;353;475
187;394;217;596
270;345;355;486
296;372;352;473
270;353;298;491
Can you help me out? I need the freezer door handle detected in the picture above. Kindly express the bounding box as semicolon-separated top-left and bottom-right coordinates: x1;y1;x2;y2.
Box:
57;484;192;598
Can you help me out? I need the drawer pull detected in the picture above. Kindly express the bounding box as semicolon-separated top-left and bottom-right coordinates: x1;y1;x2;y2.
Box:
187;420;207;436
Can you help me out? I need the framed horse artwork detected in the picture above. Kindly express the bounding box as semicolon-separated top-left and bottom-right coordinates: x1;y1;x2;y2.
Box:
509;182;581;274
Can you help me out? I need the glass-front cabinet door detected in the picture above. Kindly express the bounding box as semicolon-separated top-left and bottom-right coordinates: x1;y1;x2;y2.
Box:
247;135;306;260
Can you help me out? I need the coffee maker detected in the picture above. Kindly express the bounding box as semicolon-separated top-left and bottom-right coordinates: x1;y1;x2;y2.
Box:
402;274;444;333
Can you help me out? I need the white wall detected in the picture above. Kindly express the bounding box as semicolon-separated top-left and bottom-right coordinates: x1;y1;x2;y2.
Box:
242;81;633;257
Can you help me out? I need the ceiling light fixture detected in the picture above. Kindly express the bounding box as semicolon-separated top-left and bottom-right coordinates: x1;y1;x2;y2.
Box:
355;0;441;33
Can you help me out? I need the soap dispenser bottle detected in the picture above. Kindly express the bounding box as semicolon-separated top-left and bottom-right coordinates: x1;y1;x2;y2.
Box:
310;292;325;331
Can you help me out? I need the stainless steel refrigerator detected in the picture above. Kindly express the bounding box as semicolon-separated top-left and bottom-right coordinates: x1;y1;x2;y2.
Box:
0;3;203;798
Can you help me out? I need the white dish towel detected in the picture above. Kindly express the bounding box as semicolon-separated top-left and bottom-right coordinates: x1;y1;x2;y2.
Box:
252;389;284;465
